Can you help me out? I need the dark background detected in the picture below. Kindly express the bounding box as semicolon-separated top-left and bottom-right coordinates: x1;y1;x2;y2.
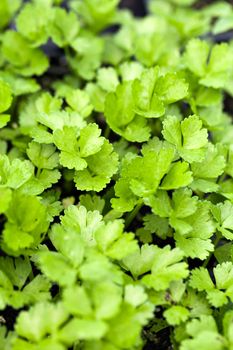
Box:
120;0;233;15
120;0;146;16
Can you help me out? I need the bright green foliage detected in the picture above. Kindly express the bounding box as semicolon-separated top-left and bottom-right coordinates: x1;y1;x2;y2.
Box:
162;115;208;163
191;144;226;193
0;257;50;310
141;245;189;290
184;39;233;88
190;262;233;307
164;305;189;325
65;89;93;117
16;1;52;47
0;0;21;29
13;302;69;349
71;0;120;32
0;79;12;128
49;8;80;47
104;68;188;142
2;192;49;253
112;137;194;212
2;31;49;76
1;0;233;349
69;33;104;80
145;190;216;259
27;142;59;170
0;155;34;190
73;139;119;191
180;316;226;350
0;80;12;114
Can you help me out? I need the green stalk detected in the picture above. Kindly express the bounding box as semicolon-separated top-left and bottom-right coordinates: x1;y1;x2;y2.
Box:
125;202;143;229
202;231;221;268
104;125;110;139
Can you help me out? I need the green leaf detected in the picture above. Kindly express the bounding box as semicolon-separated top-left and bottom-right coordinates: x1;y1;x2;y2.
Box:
63;286;92;316
49;205;103;266
69;34;104;80
97;67;119;92
74;140;119;191
95;220;138;259
164;305;190;325
15;302;68;342
154;72;188;104
184;39;209;77
180;316;225;350
201;43;233;88
0;188;12;213
2;31;49;76
2;192;48;252
191;144;226;193
162;115;208;163
132;67;165;118
66;89;93;117
59;318;108;343
124;284;147;307
190;262;233;307
142;246;189;291
71;0;119;32
78;123;104;157
0;80;12;113
105;81;135;128
53;126;87;171
123;244;157;278
91;282;122;319
49;8;80;47
212;201;233;240
27;142;59;170
38;252;77;286
16;1;52;46
174;202;215;259
160;161;193;189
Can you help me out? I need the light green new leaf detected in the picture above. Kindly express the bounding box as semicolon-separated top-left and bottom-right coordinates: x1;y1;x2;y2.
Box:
184;39;209;77
160;161;193;189
97;67;119;92
105;81;135;128
66;89;93;118
49;8;80;47
53;126;86;171
59;318;108;343
27;142;59;170
15;302;68;342
0;80;12;113
191;144;226;193
74;140;119;192
154;72;188;104
16;1;52;46
162;115;208;163
78;123;104;157
211;201;233;240
2;192;49;252
63;286;92;317
190;262;233;307
2;31;49;76
164;305;190;325
142;246;189;290
123;244;157;278
38;252;77;286
95;220;138;260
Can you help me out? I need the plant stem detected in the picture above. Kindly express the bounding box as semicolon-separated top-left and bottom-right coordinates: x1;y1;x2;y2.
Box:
104;125;110;139
202;231;221;268
36;167;42;177
125;202;143;229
